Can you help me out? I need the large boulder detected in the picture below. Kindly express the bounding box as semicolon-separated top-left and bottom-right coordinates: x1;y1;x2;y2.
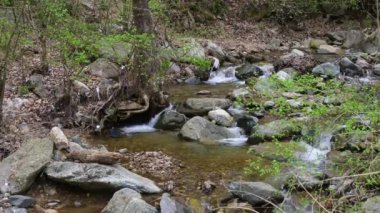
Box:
312;62;340;78
339;57;363;77
274;52;317;73
155;110;187;130
179;116;235;142
208;109;234;127
0;138;53;194
248;119;302;144
235;64;264;80
84;58;120;79
327;30;364;49
45;162;161;193
362;196;380;213
227;182;284;206
160;193;194;213
102;188;157;213
177;98;232;116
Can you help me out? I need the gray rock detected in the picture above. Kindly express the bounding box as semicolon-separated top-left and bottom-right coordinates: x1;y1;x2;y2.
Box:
0;138;53;194
285;170;326;191
236;64;264;80
179;116;235;142
167;63;181;74
28;74;48;98
236;115;258;135
155;110;187;130
275;71;291;81
9;195;36;208
97;40;131;64
374;64;380;76
73;80;91;95
45;162;161;194
180;38;205;58
205;41;225;60
227;182;284;206
102;188;157;213
309;39;327;49
317;45;343;55
264;101;275;109
4;207;27;213
184;77;201;85
177;98;232;116
230;88;251;99
363;196;380;213
312;62;340;78
208;109;234;127
339;57;363;77
248;119;302;144
84;58;120;79
160;193;194;213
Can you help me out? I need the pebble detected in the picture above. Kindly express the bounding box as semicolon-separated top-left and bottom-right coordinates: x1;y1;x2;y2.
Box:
196;90;212;96
74;201;82;208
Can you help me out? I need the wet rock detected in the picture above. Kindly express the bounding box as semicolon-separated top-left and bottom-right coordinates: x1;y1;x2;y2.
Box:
312;62;340;78
177;98;232;116
9;195;35;208
374;64;380;76
208;109;234;127
205;41;226;60
248;119;302;144
227;182;284;206
102;188;157;213
84;58;120;79
339;57;363;76
179;116;235;142
160;193;194;213
362;196;380;213
45;162;161;194
0;138;53;194
236;115;258;135
4;207;27;213
193;67;210;81
235;64;264;80
184;77;201;85
317;45;344;55
155;110;187;130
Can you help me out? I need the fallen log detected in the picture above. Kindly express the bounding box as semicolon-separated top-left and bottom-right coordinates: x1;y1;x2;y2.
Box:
66;149;124;165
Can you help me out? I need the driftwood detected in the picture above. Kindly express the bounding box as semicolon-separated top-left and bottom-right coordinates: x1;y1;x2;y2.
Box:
66;149;124;165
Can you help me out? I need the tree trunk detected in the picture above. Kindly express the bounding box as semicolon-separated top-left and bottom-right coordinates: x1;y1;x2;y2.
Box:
66;149;124;165
132;0;153;34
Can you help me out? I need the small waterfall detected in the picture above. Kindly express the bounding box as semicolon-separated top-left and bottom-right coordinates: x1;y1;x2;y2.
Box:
121;105;173;134
218;127;248;146
206;66;240;84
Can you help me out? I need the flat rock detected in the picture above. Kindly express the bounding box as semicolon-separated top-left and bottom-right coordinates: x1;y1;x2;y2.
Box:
227;182;284;206
45;162;161;194
0;138;53;194
102;188;157;213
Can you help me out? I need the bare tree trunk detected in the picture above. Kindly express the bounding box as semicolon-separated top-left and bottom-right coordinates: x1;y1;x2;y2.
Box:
132;0;153;34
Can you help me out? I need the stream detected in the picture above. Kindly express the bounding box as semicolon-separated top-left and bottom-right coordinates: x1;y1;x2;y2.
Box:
26;54;379;212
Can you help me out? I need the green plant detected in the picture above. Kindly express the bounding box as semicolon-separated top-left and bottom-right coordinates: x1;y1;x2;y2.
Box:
18;84;30;95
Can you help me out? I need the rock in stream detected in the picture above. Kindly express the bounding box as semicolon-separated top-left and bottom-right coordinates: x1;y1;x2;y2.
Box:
45;162;161;194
